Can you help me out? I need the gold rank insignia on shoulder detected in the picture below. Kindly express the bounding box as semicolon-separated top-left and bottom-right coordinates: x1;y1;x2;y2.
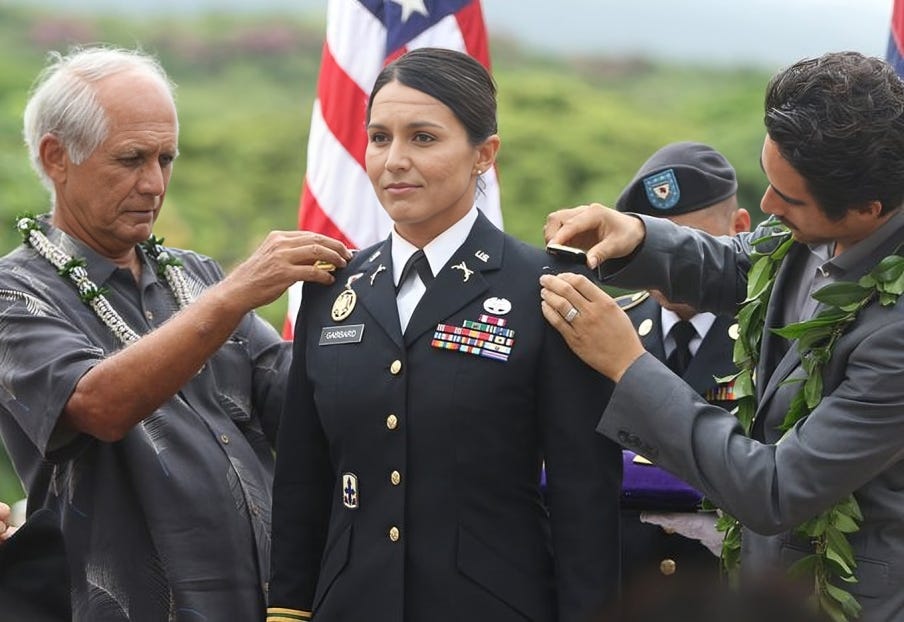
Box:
331;288;356;322
267;607;312;622
615;290;650;311
314;260;337;272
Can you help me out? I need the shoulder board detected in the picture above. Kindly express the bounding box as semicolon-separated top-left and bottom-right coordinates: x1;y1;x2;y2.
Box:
614;290;650;311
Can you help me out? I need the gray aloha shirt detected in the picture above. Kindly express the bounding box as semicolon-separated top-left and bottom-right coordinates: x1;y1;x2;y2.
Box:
0;218;290;621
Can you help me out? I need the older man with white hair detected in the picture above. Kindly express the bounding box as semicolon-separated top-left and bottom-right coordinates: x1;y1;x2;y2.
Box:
0;46;351;621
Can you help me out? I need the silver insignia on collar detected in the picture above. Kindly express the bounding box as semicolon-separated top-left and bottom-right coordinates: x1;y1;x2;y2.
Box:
451;261;474;282
370;264;386;286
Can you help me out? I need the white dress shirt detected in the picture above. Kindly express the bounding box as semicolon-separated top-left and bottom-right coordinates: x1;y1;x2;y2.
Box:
660;308;716;359
392;206;478;332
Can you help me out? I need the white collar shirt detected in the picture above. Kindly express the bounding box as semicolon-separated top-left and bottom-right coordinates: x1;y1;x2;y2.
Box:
392;206;478;332
660;308;716;359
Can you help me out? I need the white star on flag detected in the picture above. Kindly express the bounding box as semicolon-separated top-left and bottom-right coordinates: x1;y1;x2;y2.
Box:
391;0;429;22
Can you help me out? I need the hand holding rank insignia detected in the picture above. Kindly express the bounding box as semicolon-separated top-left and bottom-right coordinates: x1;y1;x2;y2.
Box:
314;260;338;272
543;242;603;279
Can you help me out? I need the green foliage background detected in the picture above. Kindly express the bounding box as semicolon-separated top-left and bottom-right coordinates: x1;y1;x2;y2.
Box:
0;5;770;504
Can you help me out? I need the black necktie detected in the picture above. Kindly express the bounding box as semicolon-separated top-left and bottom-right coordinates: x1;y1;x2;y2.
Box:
667;320;695;376
395;249;434;293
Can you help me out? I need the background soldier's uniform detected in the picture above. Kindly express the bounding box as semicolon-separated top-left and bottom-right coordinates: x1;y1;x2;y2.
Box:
618;291;738;587
612;141;745;591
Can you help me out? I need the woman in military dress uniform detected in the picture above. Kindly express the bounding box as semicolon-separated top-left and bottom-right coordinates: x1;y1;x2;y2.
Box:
267;48;621;622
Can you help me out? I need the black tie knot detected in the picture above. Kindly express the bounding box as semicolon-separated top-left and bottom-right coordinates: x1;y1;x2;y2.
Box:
396;249;434;293
667;320;695;376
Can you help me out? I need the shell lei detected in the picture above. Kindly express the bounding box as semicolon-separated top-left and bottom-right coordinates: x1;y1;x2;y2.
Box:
16;214;194;346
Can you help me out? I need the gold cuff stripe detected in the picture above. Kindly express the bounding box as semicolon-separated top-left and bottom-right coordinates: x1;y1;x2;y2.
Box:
267;607;312;621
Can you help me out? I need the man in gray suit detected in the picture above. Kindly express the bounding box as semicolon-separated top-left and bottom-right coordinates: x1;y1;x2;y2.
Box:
540;51;904;621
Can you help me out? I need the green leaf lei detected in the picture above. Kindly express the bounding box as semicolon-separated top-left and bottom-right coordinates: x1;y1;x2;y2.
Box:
15;213;194;345
708;219;904;622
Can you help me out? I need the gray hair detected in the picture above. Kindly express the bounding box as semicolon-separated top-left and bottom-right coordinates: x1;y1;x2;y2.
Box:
23;46;177;194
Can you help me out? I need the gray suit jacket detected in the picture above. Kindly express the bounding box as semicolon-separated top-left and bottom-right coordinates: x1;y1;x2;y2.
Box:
598;213;904;621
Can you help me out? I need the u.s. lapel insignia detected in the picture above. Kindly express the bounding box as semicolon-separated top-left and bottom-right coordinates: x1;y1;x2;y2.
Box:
474;250;490;263
370;264;386;286
342;472;359;509
483;297;511;315
638;318;653;337
332;288;357;322
728;323;740;340
452;261;474;282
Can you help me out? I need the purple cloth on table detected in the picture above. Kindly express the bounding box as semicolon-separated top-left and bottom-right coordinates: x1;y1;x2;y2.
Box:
620;451;703;511
539;453;702;512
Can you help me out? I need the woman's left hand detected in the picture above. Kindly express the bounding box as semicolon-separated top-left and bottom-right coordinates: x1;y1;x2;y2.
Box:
539;272;645;382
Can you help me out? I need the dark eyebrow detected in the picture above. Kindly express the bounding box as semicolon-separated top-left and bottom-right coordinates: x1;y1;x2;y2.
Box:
366;121;445;131
759;155;807;206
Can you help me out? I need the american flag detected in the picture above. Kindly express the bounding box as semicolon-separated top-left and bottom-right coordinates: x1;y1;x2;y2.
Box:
285;0;502;336
888;0;904;76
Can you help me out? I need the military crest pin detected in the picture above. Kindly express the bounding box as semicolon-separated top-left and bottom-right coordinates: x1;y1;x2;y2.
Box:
332;288;357;322
452;261;474;282
643;168;681;210
342;472;359;509
483;297;511;315
370;264;386;286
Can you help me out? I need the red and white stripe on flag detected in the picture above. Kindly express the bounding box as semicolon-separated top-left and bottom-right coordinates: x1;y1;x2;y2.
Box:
888;0;904;76
284;0;501;338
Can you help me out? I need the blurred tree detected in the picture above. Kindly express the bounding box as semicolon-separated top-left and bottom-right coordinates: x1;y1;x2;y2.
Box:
0;4;771;500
